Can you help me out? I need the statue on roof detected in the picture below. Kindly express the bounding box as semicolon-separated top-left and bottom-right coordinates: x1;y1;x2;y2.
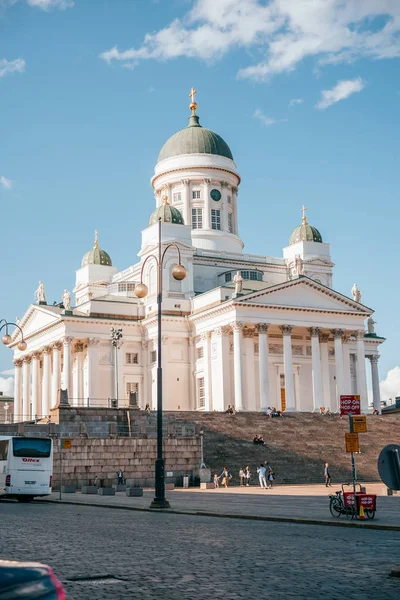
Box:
62;289;71;311
34;281;46;304
367;316;376;334
351;283;361;303
233;270;243;294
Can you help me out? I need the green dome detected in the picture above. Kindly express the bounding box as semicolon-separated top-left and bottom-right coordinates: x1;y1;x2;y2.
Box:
158;115;233;162
289;221;323;245
81;232;112;267
149;202;184;226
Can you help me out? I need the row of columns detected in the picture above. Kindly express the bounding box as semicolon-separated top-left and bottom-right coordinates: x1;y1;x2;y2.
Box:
13;337;102;421
208;323;380;413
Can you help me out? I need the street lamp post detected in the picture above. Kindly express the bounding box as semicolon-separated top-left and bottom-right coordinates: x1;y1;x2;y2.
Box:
110;327;123;407
134;216;186;509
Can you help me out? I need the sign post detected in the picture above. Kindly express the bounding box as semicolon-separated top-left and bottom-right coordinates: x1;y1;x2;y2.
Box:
340;395;361;517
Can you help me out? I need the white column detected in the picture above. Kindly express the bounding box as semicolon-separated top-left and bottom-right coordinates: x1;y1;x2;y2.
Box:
342;335;352;395
231;321;244;411
356;330;368;413
62;337;72;398
201;332;212;411
281;325;295;411
370;355;381;413
13;359;23;422
203;178;211;229
332;329;344;413
221;181;229;231
232;186;238;233
309;327;323;412
257;323;270;411
243;329;256;410
42;346;51;417
73;342;84;406
31;352;40;419
181;179;190;226
87;338;99;404
51;342;62;409
211;327;230;412
141;341;149;409
22;357;31;421
188;338;196;411
319;333;331;410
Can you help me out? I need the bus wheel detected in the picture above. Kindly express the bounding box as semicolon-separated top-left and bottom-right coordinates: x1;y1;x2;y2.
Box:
17;496;34;503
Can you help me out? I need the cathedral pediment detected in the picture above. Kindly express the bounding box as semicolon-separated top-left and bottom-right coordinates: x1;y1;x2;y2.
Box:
303;257;335;267
234;277;372;314
12;305;62;341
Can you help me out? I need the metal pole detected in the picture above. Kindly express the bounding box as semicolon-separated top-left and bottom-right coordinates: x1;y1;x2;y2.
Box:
150;218;170;509
200;431;206;469
115;342;119;405
59;439;63;501
349;415;357;517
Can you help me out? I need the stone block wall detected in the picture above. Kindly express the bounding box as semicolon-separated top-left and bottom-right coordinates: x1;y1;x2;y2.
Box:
53;437;201;489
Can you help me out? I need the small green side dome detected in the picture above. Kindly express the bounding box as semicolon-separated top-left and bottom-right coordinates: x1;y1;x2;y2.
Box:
289;207;323;245
81;231;112;267
149;201;184;226
158;114;233;162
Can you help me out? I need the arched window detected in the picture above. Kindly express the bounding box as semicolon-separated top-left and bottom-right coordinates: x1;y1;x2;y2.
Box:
146;264;156;296
169;263;182;292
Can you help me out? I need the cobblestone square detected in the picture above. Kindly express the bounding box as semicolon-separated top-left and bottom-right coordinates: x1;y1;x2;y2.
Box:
1;500;399;599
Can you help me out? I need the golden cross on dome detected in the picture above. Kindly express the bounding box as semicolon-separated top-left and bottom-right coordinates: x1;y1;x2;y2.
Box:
301;205;307;224
94;229;99;248
189;87;198;115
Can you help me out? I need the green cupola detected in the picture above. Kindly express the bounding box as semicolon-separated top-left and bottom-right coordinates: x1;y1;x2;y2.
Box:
289;206;323;245
81;231;112;267
149;198;184;226
157;88;233;162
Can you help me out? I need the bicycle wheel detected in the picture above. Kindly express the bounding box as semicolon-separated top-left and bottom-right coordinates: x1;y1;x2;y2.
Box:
329;498;342;518
345;505;356;520
365;509;375;520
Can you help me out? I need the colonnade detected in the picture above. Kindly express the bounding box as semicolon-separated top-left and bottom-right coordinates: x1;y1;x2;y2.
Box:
13;337;101;421
198;323;381;414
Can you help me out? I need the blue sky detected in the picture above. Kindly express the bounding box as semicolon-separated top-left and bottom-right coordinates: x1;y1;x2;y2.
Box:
1;0;400;398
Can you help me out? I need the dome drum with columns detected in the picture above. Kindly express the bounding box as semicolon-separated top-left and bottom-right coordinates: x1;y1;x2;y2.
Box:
9;89;384;421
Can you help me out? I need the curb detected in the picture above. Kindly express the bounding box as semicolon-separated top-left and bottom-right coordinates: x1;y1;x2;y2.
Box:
39;498;400;531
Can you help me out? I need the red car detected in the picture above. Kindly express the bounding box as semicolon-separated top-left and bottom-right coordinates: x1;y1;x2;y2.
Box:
0;560;66;599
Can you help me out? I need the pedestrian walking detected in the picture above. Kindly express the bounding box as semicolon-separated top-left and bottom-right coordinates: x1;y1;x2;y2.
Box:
117;469;124;485
239;468;245;486
213;473;219;488
267;467;275;489
324;462;331;487
219;467;232;488
257;464;267;489
244;466;251;486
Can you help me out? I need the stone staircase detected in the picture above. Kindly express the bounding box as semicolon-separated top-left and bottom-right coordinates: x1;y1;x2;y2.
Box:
165;412;400;485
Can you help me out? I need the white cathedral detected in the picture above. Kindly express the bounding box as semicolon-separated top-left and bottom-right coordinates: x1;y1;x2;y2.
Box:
10;91;384;421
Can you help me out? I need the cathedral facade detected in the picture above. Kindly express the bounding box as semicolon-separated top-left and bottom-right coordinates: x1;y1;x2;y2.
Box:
10;93;384;420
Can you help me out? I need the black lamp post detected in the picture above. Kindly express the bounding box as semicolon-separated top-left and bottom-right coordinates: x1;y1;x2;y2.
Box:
134;217;186;509
110;327;123;406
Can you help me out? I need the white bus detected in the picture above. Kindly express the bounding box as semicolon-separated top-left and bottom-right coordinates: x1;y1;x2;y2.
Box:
0;436;53;502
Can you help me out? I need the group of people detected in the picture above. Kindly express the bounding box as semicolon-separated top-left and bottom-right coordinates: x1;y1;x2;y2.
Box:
253;434;266;446
226;405;236;415
265;407;283;418
214;464;275;489
319;407;332;415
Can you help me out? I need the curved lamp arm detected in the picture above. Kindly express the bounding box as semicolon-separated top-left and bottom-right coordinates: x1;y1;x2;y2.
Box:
0;321;25;340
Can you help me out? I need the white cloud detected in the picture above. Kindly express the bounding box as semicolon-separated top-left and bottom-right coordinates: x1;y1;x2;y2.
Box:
379;366;400;403
0;58;25;78
26;0;73;9
0;176;12;189
253;108;287;127
316;77;366;109
99;1;400;81
289;98;303;106
0;376;14;397
253;108;277;126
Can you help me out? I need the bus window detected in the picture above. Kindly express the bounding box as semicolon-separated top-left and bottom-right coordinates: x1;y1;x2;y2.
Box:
12;438;51;458
0;440;8;460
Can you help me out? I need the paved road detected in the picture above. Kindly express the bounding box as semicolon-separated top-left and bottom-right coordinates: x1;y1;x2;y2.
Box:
1;501;399;600
44;485;400;529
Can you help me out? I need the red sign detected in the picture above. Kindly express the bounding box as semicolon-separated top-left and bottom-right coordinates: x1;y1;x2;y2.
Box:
22;458;40;463
343;492;376;511
340;395;361;416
